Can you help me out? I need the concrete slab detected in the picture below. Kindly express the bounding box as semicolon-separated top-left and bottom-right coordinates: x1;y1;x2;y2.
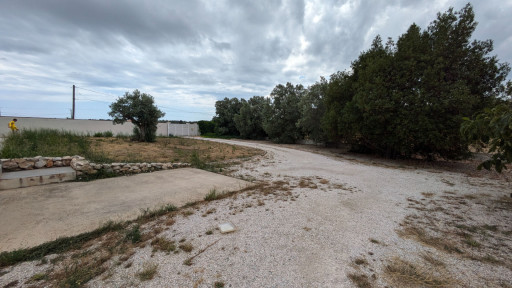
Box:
0;168;251;252
0;167;76;190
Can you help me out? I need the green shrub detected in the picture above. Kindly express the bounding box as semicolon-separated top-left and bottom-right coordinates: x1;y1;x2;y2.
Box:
124;225;141;244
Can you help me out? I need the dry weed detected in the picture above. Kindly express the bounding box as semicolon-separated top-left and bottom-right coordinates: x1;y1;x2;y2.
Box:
384;257;455;288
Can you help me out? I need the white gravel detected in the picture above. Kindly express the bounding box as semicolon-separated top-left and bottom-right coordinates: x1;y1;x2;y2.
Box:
1;139;510;287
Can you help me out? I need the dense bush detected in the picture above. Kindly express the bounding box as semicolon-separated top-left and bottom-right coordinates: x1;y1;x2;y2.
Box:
322;4;510;158
461;103;512;172
234;96;268;139
262;83;305;143
197;120;215;135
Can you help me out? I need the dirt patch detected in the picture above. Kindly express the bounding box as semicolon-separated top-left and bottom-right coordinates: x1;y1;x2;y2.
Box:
89;137;264;163
277;143;512;181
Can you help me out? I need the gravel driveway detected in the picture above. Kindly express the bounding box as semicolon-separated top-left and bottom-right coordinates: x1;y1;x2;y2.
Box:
1;139;511;287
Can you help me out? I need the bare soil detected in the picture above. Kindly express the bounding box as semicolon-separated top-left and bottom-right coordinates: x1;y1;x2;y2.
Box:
89;137;264;163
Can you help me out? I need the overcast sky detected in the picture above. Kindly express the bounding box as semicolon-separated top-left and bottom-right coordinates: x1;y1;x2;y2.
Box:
1;0;511;121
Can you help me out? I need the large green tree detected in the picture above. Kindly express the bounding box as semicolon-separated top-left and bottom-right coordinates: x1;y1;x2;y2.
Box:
213;97;242;136
263;83;305;143
326;3;510;158
297;78;328;143
109;89;165;142
234;96;268;139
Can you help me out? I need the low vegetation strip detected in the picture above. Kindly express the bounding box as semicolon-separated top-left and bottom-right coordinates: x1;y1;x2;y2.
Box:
0;128;263;166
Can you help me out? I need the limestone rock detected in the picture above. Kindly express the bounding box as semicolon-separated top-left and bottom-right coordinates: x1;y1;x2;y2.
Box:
19;161;34;169
2;161;18;170
34;159;46;169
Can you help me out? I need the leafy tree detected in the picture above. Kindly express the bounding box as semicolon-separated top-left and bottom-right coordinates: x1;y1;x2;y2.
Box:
197;120;215;135
234;96;268;139
297;78;328;143
322;71;355;144
109;89;165;142
326;4;510;158
263;83;305;143
461;103;512;172
213;97;242;136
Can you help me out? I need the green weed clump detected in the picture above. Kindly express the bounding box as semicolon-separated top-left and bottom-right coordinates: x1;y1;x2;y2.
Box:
93;131;113;137
204;189;220;201
0;128;110;162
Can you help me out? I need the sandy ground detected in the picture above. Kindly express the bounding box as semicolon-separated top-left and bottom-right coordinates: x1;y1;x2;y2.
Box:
0;139;511;287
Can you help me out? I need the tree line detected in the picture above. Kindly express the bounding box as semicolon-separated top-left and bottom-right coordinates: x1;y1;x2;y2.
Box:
202;4;511;169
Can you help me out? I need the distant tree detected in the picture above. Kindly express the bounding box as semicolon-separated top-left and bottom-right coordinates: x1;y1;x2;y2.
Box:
109;89;165;142
263;83;305;143
197;120;216;135
322;71;355;144
234;96;269;139
213;97;242;136
461;103;512;172
297;78;328;143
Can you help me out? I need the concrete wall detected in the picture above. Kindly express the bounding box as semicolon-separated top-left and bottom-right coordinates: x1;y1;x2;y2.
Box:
0;117;199;138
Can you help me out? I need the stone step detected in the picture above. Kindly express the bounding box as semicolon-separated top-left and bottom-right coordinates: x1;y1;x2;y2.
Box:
0;167;76;190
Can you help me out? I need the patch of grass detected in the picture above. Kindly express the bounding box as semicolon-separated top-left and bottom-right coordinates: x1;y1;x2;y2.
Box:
421;192;435;198
420;252;445;267
151;237;176;253
347;273;373;288
204;189;221;201
205;230;213;235
138;204;178;221
190;151;208;169
384;257;455;288
397;226;463;254
179;243;194;253
55;258;109;288
28;273;48;282
183;210;194;216
76;168;118;182
354;257;368;266
93;131;113;137
124;225;142;244
136;262;158;281
0;128;111;162
463;235;481;248
0;221;123;268
183;258;193;266
214;281;226;288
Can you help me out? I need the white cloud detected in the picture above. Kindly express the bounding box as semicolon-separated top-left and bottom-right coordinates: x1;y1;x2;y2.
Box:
0;0;510;121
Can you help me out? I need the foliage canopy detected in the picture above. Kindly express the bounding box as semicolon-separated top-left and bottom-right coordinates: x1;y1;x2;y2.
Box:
109;90;165;142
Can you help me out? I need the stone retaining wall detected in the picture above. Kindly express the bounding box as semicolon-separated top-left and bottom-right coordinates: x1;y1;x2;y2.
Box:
0;156;190;176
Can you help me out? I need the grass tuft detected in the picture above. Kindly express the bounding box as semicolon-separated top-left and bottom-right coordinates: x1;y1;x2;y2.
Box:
347;273;373;288
384;257;455;288
151;237;176;253
136;262;158;281
204;189;221;201
179;243;194;253
124;225;142;244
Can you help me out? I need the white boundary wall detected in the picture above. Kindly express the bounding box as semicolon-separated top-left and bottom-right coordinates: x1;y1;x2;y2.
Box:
0;117;199;137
